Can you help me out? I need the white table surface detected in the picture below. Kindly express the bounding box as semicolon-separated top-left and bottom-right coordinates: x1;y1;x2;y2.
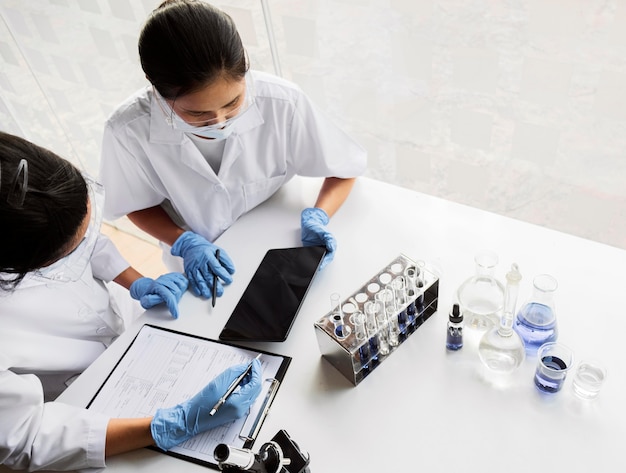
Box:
55;176;626;472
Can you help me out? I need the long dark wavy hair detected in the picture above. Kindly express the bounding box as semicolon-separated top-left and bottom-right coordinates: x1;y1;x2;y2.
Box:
0;131;87;290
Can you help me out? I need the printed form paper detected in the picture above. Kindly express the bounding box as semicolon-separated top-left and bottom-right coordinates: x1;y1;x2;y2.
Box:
88;325;285;465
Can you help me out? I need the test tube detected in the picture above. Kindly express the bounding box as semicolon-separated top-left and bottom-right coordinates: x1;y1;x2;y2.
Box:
416;260;426;285
352;311;370;370
416;280;426;323
392;276;408;337
404;266;418;331
329;293;351;339
363;301;381;361
367;300;390;356
342;301;357;325
377;287;400;347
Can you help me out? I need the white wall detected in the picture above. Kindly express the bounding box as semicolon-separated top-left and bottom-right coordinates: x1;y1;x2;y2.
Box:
1;0;625;250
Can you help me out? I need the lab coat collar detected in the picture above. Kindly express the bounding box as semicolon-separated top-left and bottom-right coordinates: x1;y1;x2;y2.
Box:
148;88;186;145
147;88;265;146
219;104;265;175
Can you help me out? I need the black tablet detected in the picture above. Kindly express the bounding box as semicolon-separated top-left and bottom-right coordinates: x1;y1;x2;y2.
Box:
219;245;326;342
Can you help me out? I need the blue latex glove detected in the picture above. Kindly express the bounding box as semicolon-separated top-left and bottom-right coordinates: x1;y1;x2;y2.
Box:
300;207;336;269
170;231;235;299
129;273;189;319
151;359;262;451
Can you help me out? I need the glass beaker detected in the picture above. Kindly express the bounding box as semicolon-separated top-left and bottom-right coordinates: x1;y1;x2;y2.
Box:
456;250;505;330
513;274;558;354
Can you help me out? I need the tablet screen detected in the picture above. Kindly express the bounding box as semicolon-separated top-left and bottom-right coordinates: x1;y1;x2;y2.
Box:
219;246;326;342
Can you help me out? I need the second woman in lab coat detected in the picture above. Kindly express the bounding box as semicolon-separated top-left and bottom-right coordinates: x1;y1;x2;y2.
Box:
0;132;261;471
100;0;367;301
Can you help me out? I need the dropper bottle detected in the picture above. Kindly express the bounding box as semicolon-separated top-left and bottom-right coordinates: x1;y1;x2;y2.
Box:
478;263;525;373
446;304;464;350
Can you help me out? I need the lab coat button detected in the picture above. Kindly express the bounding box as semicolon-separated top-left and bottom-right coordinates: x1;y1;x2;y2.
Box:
96;326;109;335
214;184;225;192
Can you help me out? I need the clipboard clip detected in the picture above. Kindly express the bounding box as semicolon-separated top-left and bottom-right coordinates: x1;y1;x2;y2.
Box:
239;378;280;442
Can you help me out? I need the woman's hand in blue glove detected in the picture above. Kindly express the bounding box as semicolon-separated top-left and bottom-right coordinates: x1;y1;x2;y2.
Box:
129;273;189;318
300;207;336;269
150;359;263;451
170;231;235;299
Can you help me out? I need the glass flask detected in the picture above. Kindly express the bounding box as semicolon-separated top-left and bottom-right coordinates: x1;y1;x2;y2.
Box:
513;274;558;354
456;250;505;330
478;263;525;374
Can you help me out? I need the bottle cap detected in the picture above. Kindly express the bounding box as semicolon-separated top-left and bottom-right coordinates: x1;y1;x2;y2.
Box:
449;303;463;323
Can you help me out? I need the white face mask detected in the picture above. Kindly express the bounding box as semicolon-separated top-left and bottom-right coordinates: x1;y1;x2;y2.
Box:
169;113;237;141
154;75;255;141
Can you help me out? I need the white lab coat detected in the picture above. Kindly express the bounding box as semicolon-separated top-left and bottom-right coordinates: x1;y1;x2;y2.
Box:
0;235;139;471
100;70;367;247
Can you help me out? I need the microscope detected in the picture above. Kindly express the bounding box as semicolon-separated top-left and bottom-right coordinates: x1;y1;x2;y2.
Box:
214;430;310;473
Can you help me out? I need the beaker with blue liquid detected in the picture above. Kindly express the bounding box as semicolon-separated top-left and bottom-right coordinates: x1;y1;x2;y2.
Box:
513;274;558;354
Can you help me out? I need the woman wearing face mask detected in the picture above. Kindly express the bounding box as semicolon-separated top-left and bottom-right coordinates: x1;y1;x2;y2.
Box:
0;132;262;471
99;0;367;302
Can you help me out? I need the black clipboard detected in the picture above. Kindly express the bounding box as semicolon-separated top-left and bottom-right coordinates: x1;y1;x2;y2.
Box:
219;245;326;342
86;324;291;469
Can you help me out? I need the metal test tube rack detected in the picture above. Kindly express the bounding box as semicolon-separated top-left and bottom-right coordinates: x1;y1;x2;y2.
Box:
314;254;440;386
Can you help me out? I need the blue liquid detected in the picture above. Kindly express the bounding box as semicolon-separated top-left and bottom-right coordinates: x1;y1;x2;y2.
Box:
407;302;417;328
446;327;463;350
416;293;426;324
358;344;370;370
334;325;350;339
397;310;408;334
368;335;379;360
513;303;557;351
534;356;568;393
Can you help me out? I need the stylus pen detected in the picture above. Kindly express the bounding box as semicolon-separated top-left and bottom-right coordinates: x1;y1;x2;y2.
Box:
209;353;262;416
212;249;220;308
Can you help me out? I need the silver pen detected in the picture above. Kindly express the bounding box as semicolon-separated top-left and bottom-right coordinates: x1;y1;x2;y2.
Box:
209;353;262;416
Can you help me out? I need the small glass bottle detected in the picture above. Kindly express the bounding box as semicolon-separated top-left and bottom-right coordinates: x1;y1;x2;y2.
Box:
478;263;526;374
513;274;558;354
446;303;463;350
456;250;505;330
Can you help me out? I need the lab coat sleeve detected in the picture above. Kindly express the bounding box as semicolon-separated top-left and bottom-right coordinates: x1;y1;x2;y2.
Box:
90;234;130;282
99;122;164;221
289;89;367;178
0;366;109;471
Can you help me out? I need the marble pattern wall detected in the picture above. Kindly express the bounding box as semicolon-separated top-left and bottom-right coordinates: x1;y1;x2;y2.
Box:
0;0;624;250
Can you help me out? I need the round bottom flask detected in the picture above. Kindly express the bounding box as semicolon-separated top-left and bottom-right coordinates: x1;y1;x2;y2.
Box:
478;329;525;373
457;250;505;330
478;263;525;376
